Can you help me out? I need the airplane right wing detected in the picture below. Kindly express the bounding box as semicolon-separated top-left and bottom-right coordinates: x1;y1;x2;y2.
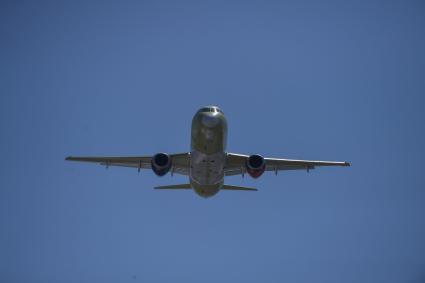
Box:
225;153;350;176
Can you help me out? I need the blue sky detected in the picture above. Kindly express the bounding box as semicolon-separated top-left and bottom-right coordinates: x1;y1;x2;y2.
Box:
1;0;425;282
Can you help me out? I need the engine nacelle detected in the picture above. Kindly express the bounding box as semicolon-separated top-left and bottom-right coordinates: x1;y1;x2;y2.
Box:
151;153;172;176
246;154;266;178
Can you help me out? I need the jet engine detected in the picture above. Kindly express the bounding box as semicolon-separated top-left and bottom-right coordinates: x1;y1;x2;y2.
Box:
246;154;266;178
151;153;172;176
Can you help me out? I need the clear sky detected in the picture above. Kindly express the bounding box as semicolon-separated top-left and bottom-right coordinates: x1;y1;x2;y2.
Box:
1;0;425;282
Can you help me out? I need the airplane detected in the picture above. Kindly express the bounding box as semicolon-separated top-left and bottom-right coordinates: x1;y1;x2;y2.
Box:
66;106;350;198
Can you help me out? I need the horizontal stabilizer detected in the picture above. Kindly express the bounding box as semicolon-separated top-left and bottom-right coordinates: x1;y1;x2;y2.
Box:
222;185;257;191
154;184;192;190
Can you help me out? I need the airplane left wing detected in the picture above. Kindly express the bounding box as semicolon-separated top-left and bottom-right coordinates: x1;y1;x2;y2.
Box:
65;153;190;176
225;153;350;176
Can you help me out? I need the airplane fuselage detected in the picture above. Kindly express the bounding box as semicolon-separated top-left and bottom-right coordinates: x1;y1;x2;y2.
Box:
190;107;228;197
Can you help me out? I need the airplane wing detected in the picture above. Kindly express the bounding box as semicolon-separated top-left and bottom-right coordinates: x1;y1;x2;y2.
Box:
225;153;350;176
65;153;190;176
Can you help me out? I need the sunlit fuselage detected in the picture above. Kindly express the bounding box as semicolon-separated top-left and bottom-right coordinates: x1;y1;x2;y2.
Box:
190;107;228;198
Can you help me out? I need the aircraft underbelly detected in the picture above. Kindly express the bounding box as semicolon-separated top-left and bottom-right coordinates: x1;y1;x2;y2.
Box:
189;110;227;197
190;151;225;185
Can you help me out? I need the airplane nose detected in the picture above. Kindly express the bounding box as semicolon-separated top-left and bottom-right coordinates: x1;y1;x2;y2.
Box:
201;113;220;128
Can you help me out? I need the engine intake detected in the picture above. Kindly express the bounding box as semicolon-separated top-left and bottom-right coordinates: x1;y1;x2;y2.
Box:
151;153;172;176
246;154;266;178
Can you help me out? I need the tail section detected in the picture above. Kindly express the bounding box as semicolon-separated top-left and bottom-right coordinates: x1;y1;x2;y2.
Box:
154;184;192;190
221;185;257;191
154;183;257;192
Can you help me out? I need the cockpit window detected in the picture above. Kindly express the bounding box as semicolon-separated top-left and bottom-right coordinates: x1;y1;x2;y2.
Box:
199;107;211;112
199;106;224;114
